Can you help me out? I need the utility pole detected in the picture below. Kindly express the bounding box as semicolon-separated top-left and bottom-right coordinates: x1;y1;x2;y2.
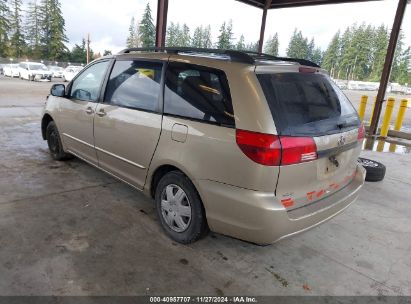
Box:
86;33;91;64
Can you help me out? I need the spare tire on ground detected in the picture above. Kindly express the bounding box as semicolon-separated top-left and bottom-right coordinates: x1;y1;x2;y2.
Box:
358;157;386;182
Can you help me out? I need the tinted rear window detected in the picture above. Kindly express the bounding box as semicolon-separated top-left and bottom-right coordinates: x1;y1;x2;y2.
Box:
257;73;360;136
164;62;235;127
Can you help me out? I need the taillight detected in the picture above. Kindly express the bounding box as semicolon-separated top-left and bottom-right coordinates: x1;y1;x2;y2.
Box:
236;130;317;166
299;67;318;73
280;136;317;165
358;124;365;140
236;129;281;166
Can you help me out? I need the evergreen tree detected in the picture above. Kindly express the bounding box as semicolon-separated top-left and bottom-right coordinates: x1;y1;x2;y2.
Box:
226;20;234;49
39;0;68;60
139;3;155;48
202;25;212;48
216;20;233;49
103;50;112;56
9;0;25;58
245;41;258;52
338;26;354;79
369;25;388;81
311;47;323;66
166;22;178;47
391;31;405;82
191;26;203;48
349;23;373;80
264;33;279;56
396;46;411;85
126;17;137;48
25;1;42;59
179;23;190;47
286;29;309;59
216;22;227;49
322;30;341;78
0;0;10;57
236;34;245;50
307;38;315;60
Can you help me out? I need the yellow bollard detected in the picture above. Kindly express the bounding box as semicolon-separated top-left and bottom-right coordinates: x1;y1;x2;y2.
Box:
358;95;368;121
369;96;377;126
389;143;397;153
394;99;409;131
376;140;385;152
380;97;395;138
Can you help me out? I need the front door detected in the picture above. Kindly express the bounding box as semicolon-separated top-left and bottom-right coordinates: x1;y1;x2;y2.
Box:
58;60;111;165
93;59;164;189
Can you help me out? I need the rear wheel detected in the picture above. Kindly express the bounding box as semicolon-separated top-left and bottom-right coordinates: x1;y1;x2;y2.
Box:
155;171;208;244
358;157;386;182
46;121;72;161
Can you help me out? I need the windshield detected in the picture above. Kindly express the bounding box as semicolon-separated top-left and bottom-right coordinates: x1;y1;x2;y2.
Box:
257;72;360;136
49;66;63;71
29;64;48;71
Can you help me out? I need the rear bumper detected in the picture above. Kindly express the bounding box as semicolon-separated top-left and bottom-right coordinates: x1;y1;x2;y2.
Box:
198;164;365;244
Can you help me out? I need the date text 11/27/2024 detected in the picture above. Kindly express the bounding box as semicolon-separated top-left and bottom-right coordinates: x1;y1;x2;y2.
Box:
149;296;258;303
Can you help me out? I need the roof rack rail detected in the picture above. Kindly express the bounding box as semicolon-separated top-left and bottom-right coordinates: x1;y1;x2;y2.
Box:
243;51;320;68
118;47;255;64
118;47;320;67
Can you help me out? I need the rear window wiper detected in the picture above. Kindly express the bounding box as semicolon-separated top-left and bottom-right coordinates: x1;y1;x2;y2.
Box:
337;120;358;129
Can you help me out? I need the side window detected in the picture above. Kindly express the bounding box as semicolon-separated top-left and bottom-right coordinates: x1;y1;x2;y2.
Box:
164;62;234;126
105;60;162;112
70;60;110;102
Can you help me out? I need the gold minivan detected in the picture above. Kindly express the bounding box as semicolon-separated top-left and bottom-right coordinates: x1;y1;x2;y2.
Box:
41;48;366;244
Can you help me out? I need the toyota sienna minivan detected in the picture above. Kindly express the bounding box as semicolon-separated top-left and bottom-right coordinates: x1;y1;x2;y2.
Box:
41;48;366;244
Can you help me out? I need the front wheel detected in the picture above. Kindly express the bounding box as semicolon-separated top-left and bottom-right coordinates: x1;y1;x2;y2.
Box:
46;121;72;161
155;171;208;244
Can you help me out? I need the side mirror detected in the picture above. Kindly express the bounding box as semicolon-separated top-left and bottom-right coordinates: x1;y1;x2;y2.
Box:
50;84;65;97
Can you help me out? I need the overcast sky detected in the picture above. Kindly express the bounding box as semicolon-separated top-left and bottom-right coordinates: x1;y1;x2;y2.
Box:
57;0;411;55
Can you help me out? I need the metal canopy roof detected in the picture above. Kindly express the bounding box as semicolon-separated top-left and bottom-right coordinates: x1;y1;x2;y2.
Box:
236;0;379;9
155;0;407;136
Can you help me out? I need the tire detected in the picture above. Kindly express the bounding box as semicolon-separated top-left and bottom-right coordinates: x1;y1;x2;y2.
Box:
358;157;386;182
155;171;208;244
46;121;72;161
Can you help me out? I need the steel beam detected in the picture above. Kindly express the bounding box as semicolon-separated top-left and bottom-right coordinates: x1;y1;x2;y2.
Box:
369;0;408;135
237;0;381;9
258;0;272;53
155;0;169;48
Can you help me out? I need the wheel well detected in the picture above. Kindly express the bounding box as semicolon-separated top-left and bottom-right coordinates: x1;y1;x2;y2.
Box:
150;165;183;198
41;114;53;140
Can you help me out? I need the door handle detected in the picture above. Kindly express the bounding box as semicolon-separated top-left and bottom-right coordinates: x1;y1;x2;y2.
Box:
85;107;94;115
96;109;106;117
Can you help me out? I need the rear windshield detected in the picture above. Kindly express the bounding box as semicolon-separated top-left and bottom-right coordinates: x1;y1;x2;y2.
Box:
257;73;360;136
